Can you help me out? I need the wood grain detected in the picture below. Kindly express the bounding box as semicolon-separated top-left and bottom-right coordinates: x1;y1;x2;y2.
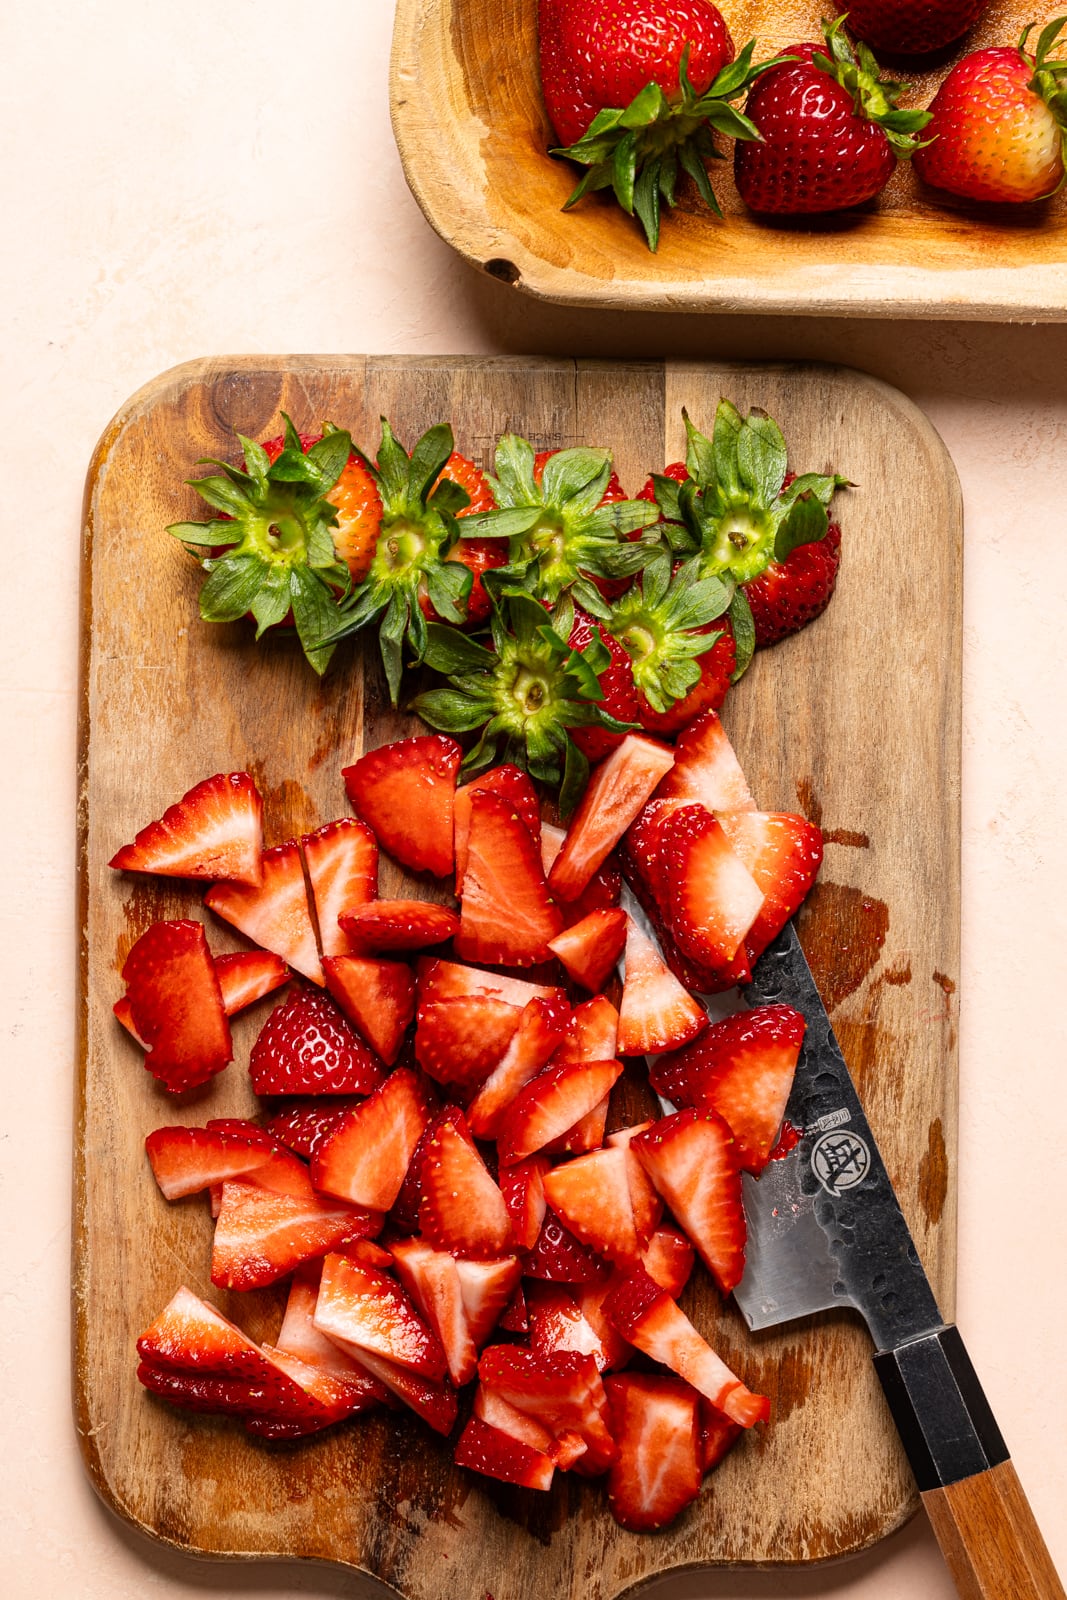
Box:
923;1463;1067;1600
75;355;962;1593
390;0;1067;320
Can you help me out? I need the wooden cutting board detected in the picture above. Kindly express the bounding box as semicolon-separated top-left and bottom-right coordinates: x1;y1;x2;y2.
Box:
75;356;962;1593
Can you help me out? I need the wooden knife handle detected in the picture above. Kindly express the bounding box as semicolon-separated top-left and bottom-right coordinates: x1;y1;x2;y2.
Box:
874;1326;1064;1600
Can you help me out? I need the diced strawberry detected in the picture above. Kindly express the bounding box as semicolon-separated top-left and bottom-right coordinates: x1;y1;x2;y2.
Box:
211;1177;378;1289
617;920;707;1056
110;772;264;886
414;995;521;1089
301;817;378;958
699;1398;743;1474
605;1124;664;1249
717;810;824;960
202;1125;316;1195
499;1282;529;1332
419;1116;512;1258
527;1282;619;1372
454;1255;523;1348
604;1268;769;1428
264;1100;361;1161
389;1103;466;1234
136;1286;280;1379
311;1253;448;1379
523;1214;612;1285
122;920;232;1091
661;806;764;970
656;711;755;814
342;735;461;878
543;1147;639;1269
275;1273;393;1408
500;1155;550;1252
604;1373;703;1532
312;1331;457;1435
455;792;562;967
391;1238;477;1385
322;954;415;1067
417;956;563;1010
540;822;623;926
206;841;323;985
454;765;541;891
548;735;675;902
145;1123;274;1200
650;1006;805;1173
454;1416;555;1491
310;1068;433;1210
252;1343;375;1429
249;986;385;1096
541;1095;609;1156
575;1279;633;1372
632;1110;745;1293
547;908;627;993
640;1225;696;1299
474;1383;560;1456
466;997;571;1140
478;1346;617;1474
552;995;620;1065
495;1058;623;1166
212;950;289;1013
619;812;747;994
338;900;460;953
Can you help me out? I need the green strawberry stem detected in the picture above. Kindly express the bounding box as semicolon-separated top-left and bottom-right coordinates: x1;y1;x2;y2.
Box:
602;552;734;709
1026;17;1067;193
813;15;932;155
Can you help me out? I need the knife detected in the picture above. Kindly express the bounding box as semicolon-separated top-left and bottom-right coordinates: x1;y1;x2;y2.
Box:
729;922;1064;1600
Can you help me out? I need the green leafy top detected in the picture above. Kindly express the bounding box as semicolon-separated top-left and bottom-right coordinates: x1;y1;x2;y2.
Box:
168;414;354;675
1024;16;1067;189
459;434;662;605
813;16;932;154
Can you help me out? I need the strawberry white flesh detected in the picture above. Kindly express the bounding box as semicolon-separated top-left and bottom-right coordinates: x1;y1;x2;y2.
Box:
617;919;707;1056
391;1239;478;1386
206;841;323;985
605;1373;703;1533
110;771;264;886
657;711;755;814
633;1109;746;1293
301;817;378;958
310;1068;432;1210
145;1123;274;1200
549;734;675;902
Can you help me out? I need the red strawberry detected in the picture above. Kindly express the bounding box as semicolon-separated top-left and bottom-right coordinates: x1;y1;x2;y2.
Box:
249;986;385;1096
265;1100;362;1162
310;1322;457;1436
455;1255;524;1348
742;522;842;648
716;810;824;959
389;1103;468;1233
473;1383;587;1466
605;1123;664;1249
211;1176;377;1290
145;1122;275;1200
301;817;378;959
455;791;563;967
122;920;232;1091
618;817;744;995
914;22;1067;202
417;956;563;1011
699;1398;743;1474
454;1416;556;1490
540;824;623;926
414;994;521;1089
565;606;642;763
847;0;989;57
390;1238;479;1385
342;735;462;879
500;1154;551;1252
552;994;620;1065
274;1274;392;1411
543;1146;640;1269
735;21;931;214
548;734;675;903
657;709;755;814
110;771;263;886
338;899;460;953
617;919;707;1056
524;1213;613;1284
419;1115;513;1258
496;1058;623;1167
211;950;289;1012
310;1254;448;1379
641;1224;696;1299
660;805;764;970
548;907;627;992
310;1067;433;1210
478;1345;617;1473
321;954;414;1066
421;452;504;627
466;996;572;1139
604;1373;703;1531
453;763;541;890
526;1282;626;1371
205;841;322;985
542;1094;611;1157
632;1108;746;1292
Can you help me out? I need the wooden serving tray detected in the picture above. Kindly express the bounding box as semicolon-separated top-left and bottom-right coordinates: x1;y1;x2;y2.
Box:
75;355;962;1592
391;0;1067;319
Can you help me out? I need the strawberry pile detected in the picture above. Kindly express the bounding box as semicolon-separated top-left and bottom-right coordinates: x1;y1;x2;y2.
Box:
114;709;820;1532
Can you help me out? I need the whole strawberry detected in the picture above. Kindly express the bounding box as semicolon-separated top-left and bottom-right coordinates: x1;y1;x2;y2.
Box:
846;0;989;57
538;0;784;248
735;17;931;214
914;19;1067;202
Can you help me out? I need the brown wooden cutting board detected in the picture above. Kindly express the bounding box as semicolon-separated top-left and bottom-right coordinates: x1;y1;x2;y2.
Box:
75;356;962;1593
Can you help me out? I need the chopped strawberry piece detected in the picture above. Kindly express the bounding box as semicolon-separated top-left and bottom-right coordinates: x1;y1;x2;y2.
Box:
275;1271;382;1389
322;954;415;1067
466;997;571;1140
414;994;521;1089
312;1252;447;1379
478;1346;616;1474
527;1282;621;1372
314;1333;457;1435
548;735;675;902
301;817;378;958
310;1067;433;1210
548;908;627;993
136;1286;280;1378
248;1344;379;1434
656;710;755;815
717;810;823;959
543;1147;639;1269
661;805;764;969
145;1123;274;1200
454;1416;555;1491
552;995;620;1064
617;920;707;1056
454;1255;523;1348
604;1373;703;1532
650;1006;805;1173
338;899;459;953
541;1094;609;1156
419;1116;512;1258
496;1058;623;1166
264;1100;361;1161
389;1103;466;1233
211;1177;378;1289
632;1109;745;1293
524;1214;612;1285
417;956;563;1010
206;841;323;984
122;920;232;1091
454;764;541;891
110;771;264;886
574;1279;633;1372
455;791;562;967
641;1226;696;1299
605;1124;664;1249
391;1238;477;1385
500;1154;550;1252
212;950;289;1012
202;1125;315;1194
699;1398;743;1474
619;812;748;994
473;1383;558;1453
249;986;385;1095
499;1282;529;1332
342;735;461;878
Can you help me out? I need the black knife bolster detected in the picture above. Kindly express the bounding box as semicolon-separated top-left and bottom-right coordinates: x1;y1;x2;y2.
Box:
873;1325;1010;1492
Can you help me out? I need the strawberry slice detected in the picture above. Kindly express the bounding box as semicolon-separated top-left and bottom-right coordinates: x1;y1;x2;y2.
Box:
604;1373;703;1532
145;1123;274;1200
389;1103;465;1233
473;1384;588;1468
202;1124;315;1195
552;995;620;1064
548;734;675;902
311;1253;448;1379
716;810;824;960
137;1285;277;1378
641;1225;696;1299
500;1154;550;1252
265;1099;362;1161
419;1115;512;1258
206;841;323;984
605;1124;664;1249
454;764;541;892
309;1323;457;1435
248;1344;379;1434
617;919;707;1056
322;954;415;1067
540;822;623;925
499;1283;529;1332
543;1147;639;1269
547;908;627;993
523;1213;611;1285
526;1283;626;1372
110;771;264;886
454;1255;523;1349
454;1416;555;1491
699;1399;743;1475
632;1110;746;1293
338;900;459;953
301;817;378;958
656;710;755;815
604;1268;769;1428
414;995;521;1089
122;920;232;1091
496;1058;623;1167
212;950;289;1012
466;997;571;1140
274;1272;392;1411
541;1095;610;1156
211;1177;379;1289
661;805;764;969
342;735;461;878
249;986;385;1096
310;1067;433;1209
417;956;563;1010
650;1006;805;1173
478;1346;617;1474
455;791;562;967
391;1237;477;1385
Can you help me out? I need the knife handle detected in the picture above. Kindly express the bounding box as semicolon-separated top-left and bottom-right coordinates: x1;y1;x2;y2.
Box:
874;1326;1065;1600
